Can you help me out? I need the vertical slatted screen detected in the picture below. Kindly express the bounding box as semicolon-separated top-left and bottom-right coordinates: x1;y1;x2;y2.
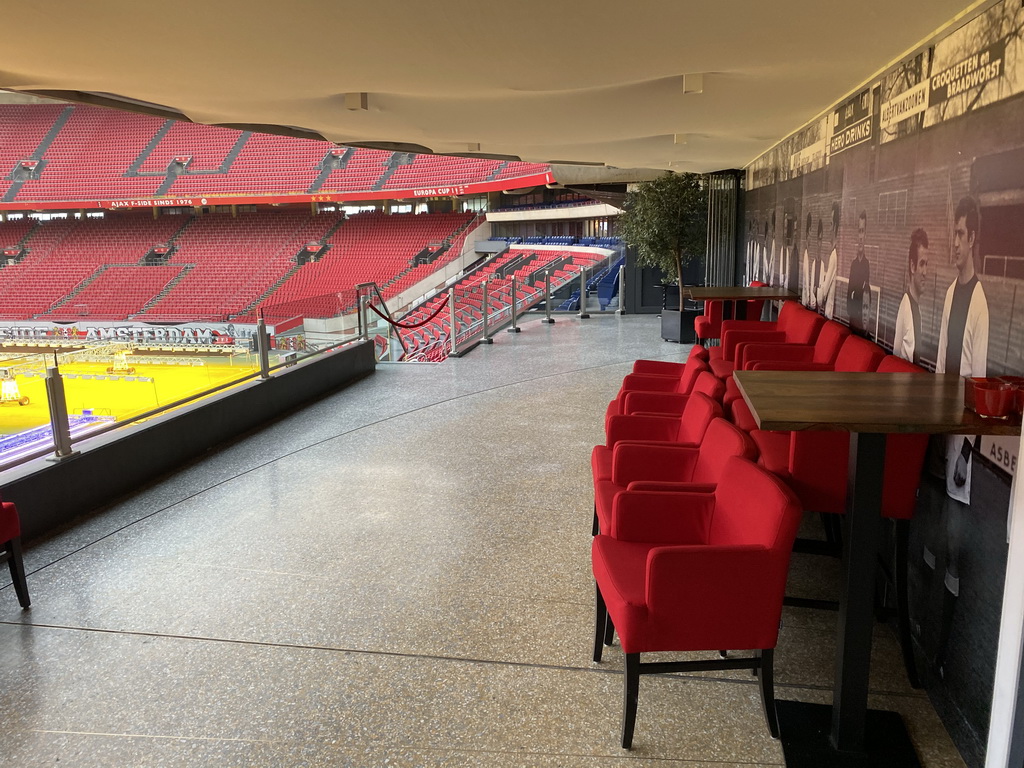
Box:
704;170;744;287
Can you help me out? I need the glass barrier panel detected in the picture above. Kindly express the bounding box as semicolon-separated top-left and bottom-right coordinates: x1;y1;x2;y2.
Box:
0;351;56;468
57;345;262;428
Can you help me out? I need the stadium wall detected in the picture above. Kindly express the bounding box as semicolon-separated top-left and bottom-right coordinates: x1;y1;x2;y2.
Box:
0;339;374;541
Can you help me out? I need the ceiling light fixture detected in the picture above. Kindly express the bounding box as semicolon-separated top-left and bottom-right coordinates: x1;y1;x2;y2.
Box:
682;74;704;94
344;92;368;111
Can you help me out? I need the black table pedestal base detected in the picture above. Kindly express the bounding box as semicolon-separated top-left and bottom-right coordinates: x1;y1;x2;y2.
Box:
776;701;921;768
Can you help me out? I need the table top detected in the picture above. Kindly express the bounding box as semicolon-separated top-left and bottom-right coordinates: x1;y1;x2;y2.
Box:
732;370;1023;435
685;286;798;301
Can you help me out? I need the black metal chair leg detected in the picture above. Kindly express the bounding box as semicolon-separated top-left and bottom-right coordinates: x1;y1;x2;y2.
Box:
758;649;780;738
604;610;615;646
894;519;920;688
6;538;29;609
621;653;640;749
592;505;599;536
594;583;607;663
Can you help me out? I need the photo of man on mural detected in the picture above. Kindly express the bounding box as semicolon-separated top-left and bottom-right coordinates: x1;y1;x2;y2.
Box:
922;195;989;678
817;202;839;318
893;227;929;365
847;210;871;333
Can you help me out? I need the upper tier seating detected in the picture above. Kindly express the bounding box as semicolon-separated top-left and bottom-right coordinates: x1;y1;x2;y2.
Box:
0;104;549;203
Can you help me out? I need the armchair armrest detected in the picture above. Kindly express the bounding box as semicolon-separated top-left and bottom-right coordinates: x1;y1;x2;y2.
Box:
620;372;681;392
720;319;777;335
738;342;814;370
748;360;834;372
622;390;689;416
606;414;679;446
626;481;717;493
611;442;700;485
610;490;715;542
632;359;686;376
722;329;786;362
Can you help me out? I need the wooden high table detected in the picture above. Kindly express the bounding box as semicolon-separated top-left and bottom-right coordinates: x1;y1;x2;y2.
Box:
732;370;1022;767
685;286;797;320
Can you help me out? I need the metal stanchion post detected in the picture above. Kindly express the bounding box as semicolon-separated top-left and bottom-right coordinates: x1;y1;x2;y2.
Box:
45;364;76;460
256;317;271;379
542;270;555;324
448;287;458;355
480;278;493;344
508;276;521;333
358;294;369;341
617;263;627;315
578;268;590;319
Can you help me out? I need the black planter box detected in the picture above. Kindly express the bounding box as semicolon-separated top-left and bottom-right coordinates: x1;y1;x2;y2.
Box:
660;309;699;343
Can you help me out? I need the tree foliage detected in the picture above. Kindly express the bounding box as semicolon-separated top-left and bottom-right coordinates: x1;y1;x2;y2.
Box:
615;172;708;285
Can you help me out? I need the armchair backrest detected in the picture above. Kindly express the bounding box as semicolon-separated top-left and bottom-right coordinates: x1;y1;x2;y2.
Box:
781;305;825;345
702;300;723;323
676;392;723;443
675;358;710;394
812;321;851;364
774;300;803;332
876;355;921;374
834;335;886;372
688;344;710;363
691;419;758;484
691;371;726;403
710;457;802;549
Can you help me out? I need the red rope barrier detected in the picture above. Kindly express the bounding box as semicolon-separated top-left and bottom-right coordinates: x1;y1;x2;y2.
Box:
367;293;451;329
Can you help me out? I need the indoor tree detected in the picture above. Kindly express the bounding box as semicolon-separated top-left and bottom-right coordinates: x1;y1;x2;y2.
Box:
615;171;708;287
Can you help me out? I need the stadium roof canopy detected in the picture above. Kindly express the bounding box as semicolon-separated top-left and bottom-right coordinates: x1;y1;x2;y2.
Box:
0;0;978;177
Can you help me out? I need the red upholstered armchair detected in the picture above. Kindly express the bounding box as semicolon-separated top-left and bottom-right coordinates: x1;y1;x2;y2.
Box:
630;343;709;378
749;354;928;686
605;347;709;427
728;335;887;432
593;391;723;489
693;299;723;345
722;320;851;409
592;456;802;748
592;418;757;536
0;500;30;609
695;281;768;345
618;370;725;421
709;301;824;378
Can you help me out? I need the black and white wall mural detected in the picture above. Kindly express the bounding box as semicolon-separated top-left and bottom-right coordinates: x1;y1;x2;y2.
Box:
745;2;1024;763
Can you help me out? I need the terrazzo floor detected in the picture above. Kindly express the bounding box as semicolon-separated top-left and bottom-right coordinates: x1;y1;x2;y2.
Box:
0;314;965;767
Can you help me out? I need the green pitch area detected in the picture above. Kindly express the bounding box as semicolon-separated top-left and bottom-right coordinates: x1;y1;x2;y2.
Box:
0;359;261;437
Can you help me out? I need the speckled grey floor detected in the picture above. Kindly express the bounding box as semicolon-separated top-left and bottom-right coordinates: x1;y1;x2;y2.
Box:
0;314;965;767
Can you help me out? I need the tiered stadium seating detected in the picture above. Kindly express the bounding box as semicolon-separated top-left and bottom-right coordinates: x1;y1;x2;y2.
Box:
42;264;184;320
0;104;548;203
248;212;476;321
138;210;343;322
0;103;69;200
15;106;167;201
0;212;187;320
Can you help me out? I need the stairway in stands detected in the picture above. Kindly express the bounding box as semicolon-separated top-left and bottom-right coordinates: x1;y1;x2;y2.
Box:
2;105;74;202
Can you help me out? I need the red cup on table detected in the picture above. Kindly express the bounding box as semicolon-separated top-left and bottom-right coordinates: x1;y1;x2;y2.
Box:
973;377;1013;419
